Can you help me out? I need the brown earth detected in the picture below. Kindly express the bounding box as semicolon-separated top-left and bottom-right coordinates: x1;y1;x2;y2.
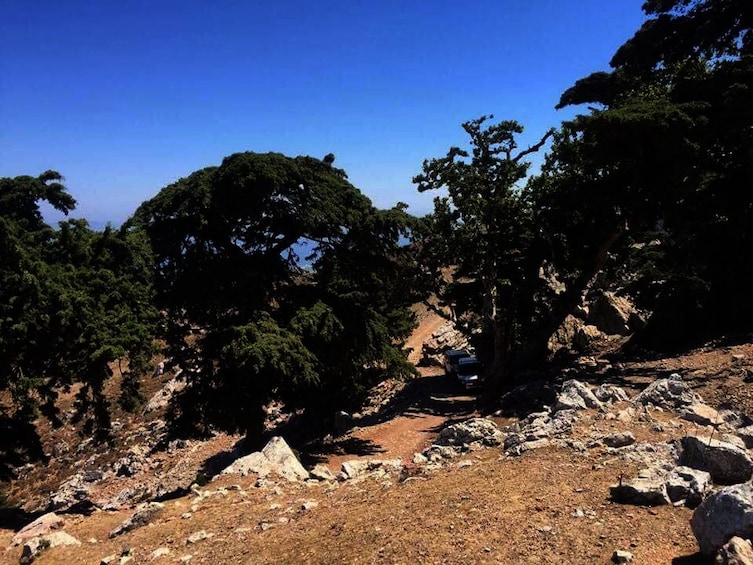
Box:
1;309;753;564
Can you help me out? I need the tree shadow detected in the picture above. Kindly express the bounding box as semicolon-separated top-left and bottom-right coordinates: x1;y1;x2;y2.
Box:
671;553;711;564
196;436;249;481
0;415;47;482
300;437;386;467
355;373;479;429
0;507;41;532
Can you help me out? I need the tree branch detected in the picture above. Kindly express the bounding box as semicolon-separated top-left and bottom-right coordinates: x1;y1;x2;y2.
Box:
513;128;556;163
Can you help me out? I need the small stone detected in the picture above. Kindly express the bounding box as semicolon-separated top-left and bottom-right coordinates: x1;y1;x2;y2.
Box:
185;530;212;544
612;549;634;563
301;501;319;511
603;432;636;448
150;547;171;560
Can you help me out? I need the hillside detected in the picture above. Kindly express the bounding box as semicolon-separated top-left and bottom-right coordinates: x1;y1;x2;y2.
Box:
2;310;753;564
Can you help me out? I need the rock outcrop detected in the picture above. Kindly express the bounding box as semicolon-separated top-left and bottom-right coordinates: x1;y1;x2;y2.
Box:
419;322;470;367
679;435;753;485
691;482;753;555
632;374;700;410
142;376;186;415
20;532;81;565
220;436;309;481
109;502;165;538
554;380;604;412
435;418;504;448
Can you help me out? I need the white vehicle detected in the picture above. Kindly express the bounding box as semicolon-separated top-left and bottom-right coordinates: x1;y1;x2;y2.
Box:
456;356;483;390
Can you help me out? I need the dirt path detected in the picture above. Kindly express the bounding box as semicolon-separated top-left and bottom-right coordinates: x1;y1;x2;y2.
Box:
321;310;480;471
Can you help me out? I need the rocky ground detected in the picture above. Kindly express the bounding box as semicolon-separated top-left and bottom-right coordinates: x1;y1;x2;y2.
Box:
2;307;753;564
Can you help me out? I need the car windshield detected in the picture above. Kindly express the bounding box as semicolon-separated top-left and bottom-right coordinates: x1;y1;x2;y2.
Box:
457;361;481;376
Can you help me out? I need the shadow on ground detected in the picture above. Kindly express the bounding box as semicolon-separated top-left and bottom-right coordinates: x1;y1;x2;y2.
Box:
671;553;711;564
300;437;386;467
357;372;479;428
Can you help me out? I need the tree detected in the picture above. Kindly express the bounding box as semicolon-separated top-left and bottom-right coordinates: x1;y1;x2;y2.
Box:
547;0;753;348
0;172;157;466
414;116;552;397
129;152;420;442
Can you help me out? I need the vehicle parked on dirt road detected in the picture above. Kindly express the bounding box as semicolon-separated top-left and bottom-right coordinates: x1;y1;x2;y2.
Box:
456;356;483;390
443;349;471;377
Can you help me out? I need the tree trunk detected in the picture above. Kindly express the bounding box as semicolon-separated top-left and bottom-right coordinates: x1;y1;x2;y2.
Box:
483;317;511;401
521;223;626;368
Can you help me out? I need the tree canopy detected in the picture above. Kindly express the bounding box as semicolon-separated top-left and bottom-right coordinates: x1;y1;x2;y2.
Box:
129;152;419;442
0;172;157;476
552;0;753;347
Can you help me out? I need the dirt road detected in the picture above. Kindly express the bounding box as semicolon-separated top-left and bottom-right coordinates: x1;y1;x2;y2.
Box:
321;309;481;470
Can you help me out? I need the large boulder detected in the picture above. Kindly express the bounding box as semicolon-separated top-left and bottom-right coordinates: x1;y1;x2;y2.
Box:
665;466;711;508
109;502;165;538
548;315;582;353
554;380;604;412
11;513;64;547
603;432;636;448
338;459;403;481
435;418;504;448
610;467;670;506
680;403;723;427
19;532;80;565
587;291;643;336
736;425;753;449
573;324;605;352
220;436;309;482
632;373;701;410
593;384;630;404
680;435;753;485
691;482;753;555
219;452;272;478
261;436;310;481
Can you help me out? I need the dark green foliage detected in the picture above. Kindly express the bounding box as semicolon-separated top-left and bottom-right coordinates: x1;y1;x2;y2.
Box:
553;0;753;348
131;152;418;440
414;116;553;395
0;172;158;450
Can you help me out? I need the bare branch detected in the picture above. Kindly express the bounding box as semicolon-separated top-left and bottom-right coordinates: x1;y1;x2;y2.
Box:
513;128;556;163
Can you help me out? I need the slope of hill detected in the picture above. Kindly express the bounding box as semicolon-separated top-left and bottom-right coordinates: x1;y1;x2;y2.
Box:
2;310;753;564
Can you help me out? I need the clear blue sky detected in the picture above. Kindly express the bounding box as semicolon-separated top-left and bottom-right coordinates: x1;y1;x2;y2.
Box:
1;0;646;225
